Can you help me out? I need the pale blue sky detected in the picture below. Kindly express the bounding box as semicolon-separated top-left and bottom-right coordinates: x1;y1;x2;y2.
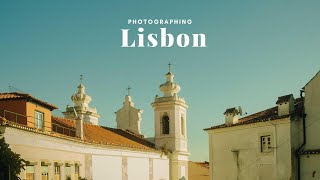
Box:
0;0;319;161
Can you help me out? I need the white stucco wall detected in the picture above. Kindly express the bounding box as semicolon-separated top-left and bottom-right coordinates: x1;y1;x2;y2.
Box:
207;118;299;180
301;154;320;179
301;72;320;180
3;126;169;180
92;155;122;180
304;72;320;150
153;158;170;180
127;157;149;180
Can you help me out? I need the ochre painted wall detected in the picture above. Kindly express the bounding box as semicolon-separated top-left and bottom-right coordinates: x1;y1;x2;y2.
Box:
0;99;52;131
26;102;52;131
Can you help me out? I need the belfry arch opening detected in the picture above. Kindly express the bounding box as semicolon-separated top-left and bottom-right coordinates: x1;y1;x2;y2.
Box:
161;114;170;135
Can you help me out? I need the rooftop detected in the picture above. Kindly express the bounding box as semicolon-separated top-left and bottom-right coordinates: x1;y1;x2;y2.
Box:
0;114;157;152
276;94;293;104
0;92;58;110
204;97;303;131
51;116;157;151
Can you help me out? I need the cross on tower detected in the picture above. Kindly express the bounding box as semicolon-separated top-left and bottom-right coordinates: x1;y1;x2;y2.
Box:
168;62;173;72
126;86;132;96
80;74;84;83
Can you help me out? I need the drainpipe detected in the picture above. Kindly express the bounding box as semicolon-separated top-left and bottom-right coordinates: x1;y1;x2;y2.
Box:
297;90;306;180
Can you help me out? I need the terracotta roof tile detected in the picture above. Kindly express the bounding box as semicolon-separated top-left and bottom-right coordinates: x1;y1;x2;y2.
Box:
102;127;155;148
1;115;158;152
224;108;238;115
0;92;57;110
52;116;156;151
276;94;293;104
188;161;209;180
204;98;303;131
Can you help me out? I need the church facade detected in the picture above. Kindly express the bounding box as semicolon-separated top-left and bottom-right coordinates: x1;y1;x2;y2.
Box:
0;68;189;180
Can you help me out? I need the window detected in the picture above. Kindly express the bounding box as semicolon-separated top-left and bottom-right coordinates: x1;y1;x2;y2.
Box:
74;164;80;180
261;135;272;152
54;165;61;180
65;164;71;180
161;115;170;135
41;165;49;180
26;165;35;180
35;111;44;129
181;116;185;136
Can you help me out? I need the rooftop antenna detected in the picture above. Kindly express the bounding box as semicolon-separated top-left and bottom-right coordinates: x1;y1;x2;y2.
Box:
238;106;247;116
238;106;243;116
8;85;25;93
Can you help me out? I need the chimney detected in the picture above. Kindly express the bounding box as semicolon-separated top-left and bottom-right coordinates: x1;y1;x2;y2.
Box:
224;107;239;125
76;115;84;140
276;94;295;116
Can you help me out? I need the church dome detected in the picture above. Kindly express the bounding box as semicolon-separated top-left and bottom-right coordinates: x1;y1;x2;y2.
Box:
71;84;92;106
159;72;181;97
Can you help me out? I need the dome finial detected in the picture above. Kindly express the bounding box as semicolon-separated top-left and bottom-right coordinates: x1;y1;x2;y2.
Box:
160;63;181;97
168;62;172;73
126;85;132;96
80;74;84;84
166;62;174;82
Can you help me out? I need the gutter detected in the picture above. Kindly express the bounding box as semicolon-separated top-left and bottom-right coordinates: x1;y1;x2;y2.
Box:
296;90;306;180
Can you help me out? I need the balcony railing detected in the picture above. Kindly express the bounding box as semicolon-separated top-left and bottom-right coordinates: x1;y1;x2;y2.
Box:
0;109;76;137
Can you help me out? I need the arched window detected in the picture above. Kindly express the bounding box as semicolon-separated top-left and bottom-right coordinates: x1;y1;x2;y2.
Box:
162;115;170;135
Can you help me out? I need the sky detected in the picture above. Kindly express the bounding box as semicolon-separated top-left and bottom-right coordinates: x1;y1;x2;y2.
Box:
0;0;319;161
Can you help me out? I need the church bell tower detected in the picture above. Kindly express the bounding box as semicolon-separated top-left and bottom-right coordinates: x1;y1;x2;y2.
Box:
151;64;189;180
63;75;100;125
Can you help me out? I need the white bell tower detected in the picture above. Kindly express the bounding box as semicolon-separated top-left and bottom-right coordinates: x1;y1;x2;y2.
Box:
63;75;100;125
151;64;189;180
115;87;143;135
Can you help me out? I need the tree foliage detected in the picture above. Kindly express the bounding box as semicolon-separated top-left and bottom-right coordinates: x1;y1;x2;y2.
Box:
0;137;27;180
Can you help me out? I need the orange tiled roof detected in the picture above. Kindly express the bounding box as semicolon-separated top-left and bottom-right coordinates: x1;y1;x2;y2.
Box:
51;116;156;151
0;92;58;110
188;161;209;180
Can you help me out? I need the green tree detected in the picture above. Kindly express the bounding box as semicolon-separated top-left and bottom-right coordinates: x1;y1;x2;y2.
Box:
0;137;27;180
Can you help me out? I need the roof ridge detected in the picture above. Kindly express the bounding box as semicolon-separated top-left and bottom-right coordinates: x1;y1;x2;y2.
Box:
0;92;58;110
205;95;304;131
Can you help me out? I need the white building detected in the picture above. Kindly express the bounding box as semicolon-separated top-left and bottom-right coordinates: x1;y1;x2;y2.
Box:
204;71;320;180
0;68;189;180
115;95;143;135
152;71;190;180
298;71;320;180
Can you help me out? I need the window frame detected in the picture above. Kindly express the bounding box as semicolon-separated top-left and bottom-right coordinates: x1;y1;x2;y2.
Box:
74;164;80;179
54;165;61;180
26;165;35;180
34;111;45;129
260;135;272;153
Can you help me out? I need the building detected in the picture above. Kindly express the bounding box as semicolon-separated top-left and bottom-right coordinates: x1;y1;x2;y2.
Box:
63;83;100;125
204;71;320;180
298;71;320;180
0;68;189;180
152;71;190;180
